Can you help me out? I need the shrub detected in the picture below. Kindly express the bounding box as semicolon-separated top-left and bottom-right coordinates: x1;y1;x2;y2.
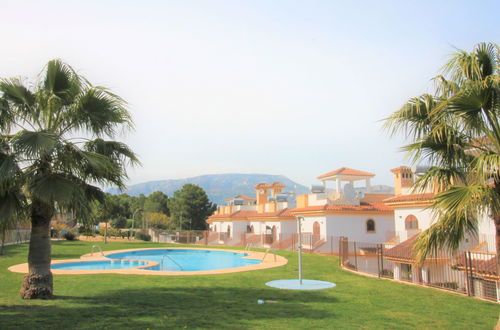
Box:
135;232;151;241
63;231;76;241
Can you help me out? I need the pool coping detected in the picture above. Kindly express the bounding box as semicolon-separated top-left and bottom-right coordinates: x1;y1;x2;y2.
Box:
8;247;288;276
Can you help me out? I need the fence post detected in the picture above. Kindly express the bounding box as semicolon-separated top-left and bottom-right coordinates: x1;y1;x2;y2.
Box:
465;251;471;296
377;244;384;278
353;242;358;271
467;251;475;297
338;237;342;267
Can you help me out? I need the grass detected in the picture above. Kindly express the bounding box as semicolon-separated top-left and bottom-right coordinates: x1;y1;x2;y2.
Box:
0;240;498;329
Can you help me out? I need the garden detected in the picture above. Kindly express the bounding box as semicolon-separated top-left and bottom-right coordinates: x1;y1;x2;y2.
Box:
0;240;497;329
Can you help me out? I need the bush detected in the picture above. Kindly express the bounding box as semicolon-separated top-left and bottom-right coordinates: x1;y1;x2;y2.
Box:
63;231;76;241
135;232;151;241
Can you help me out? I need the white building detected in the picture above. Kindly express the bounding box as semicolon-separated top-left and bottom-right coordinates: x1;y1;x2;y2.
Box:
206;167;395;252
383;166;497;300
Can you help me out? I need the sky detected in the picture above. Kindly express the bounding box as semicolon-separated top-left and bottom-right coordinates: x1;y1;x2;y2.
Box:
1;0;499;188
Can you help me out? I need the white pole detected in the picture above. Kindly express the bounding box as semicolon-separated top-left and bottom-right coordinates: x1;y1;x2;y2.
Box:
297;216;303;285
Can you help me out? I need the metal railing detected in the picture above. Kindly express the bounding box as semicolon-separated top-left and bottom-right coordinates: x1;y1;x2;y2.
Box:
338;236;499;303
160;254;184;271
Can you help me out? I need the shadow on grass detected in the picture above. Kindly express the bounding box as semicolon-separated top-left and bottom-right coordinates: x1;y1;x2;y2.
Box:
0;286;337;329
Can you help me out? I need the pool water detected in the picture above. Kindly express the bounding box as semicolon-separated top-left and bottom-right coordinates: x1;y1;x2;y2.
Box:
107;249;261;271
51;249;261;271
51;260;148;270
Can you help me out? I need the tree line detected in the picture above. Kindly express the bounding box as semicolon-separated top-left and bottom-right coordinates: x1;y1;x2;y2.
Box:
87;184;217;232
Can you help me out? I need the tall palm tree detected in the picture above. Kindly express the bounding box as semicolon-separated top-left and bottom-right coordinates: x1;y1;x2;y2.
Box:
384;42;499;266
0;60;139;299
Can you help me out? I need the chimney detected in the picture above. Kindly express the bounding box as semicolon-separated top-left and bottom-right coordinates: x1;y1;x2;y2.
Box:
269;182;285;197
390;166;414;195
255;183;268;205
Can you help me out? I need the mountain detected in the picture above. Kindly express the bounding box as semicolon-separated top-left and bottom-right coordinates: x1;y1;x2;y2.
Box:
107;174;310;205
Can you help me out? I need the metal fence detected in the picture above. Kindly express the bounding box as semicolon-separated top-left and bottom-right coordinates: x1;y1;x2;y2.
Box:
150;229;345;255
0;229;31;247
148;229;499;303
338;237;499;302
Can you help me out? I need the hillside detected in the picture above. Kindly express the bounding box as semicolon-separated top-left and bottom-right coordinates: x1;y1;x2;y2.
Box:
108;174;310;205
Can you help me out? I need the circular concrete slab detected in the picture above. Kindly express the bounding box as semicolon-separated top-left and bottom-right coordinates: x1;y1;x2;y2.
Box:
265;279;336;290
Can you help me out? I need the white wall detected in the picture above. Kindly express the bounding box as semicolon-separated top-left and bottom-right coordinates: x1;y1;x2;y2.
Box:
301;216;326;238
394;207;434;241
477;212;496;252
280;220;296;237
324;214;394;243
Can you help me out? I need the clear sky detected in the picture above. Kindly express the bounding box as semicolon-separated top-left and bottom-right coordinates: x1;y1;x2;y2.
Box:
1;0;499;188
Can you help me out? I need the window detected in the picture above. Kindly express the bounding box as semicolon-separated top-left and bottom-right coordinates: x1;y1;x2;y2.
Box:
246;225;252;233
227;225;231;237
366;219;375;233
405;215;418;229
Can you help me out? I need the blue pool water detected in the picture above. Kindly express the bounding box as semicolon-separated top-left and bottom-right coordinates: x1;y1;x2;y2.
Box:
107;249;261;271
51;249;261;271
51;260;148;270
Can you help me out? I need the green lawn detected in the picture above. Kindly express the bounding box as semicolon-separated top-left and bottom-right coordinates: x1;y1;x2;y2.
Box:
0;240;498;329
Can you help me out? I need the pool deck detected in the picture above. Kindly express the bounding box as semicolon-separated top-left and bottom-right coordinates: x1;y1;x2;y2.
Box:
8;247;288;275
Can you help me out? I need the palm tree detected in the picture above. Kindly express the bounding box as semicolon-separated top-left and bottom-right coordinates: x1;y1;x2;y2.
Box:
0;60;139;299
384;42;499;265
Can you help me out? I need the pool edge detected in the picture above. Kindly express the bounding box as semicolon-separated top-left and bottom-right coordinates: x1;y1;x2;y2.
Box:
8;247;288;276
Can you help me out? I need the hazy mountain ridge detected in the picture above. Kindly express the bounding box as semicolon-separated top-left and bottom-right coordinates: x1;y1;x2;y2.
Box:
107;174;310;205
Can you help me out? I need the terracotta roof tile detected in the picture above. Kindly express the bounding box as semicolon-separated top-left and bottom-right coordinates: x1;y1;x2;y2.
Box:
383;193;434;204
317;167;375;179
455;254;497;277
208;208;293;221
225;195;256;201
291;202;392;213
384;234;420;261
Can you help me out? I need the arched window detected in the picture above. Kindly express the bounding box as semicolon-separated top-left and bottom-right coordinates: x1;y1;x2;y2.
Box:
227;225;231;237
250;225;254;233
246;225;252;233
366;219;375;233
405;215;418;229
214;225;217;232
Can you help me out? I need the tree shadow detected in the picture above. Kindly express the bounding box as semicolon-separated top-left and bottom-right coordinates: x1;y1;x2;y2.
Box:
1;286;338;329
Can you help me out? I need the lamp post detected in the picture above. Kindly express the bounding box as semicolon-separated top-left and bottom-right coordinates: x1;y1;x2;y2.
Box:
297;216;304;285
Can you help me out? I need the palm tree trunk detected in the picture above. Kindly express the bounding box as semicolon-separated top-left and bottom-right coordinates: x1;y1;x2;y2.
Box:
0;228;6;255
496;218;500;279
20;203;53;299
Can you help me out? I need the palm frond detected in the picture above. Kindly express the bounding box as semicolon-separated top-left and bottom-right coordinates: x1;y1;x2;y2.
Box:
85;138;140;166
41;59;82;105
0;188;26;224
383;94;438;139
474;152;500;182
0;98;14;132
69;87;132;137
28;173;84;205
0;152;23;190
10;130;58;159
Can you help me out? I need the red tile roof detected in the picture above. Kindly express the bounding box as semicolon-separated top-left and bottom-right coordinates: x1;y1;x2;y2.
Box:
291;202;392;213
455;254;497;278
383;193;434;204
384;234;420;261
317;167;375;179
225;195;256;201
208;208;293;221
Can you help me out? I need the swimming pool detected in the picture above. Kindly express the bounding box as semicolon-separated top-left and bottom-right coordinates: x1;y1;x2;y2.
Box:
50;249;261;271
107;249;261;271
51;260;149;270
9;247;287;275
